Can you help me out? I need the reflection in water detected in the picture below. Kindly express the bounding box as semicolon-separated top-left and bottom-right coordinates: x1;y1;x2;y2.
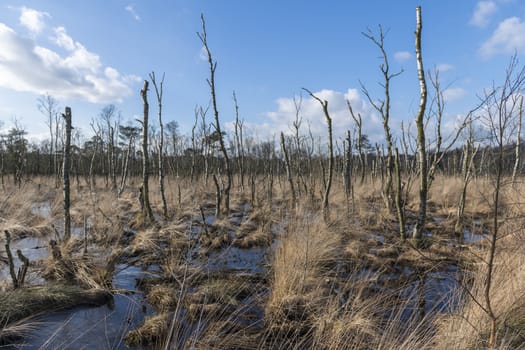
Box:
6;265;154;350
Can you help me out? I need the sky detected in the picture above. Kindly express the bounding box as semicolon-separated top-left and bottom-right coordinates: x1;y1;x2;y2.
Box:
0;0;524;147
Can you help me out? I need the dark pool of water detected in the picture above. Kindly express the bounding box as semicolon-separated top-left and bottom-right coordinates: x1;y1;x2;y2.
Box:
5;264;155;350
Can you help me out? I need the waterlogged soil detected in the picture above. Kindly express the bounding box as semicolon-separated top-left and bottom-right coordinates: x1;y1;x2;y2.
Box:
0;201;156;349
1;201;488;349
4;264;155;350
0;236;48;283
0;200;89;286
1;202;274;349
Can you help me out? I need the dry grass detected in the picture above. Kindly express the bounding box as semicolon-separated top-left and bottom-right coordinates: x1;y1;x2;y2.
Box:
41;237;113;288
263;202;441;349
434;226;525;349
267;212;340;311
125;312;170;347
4;173;525;349
0;284;111;325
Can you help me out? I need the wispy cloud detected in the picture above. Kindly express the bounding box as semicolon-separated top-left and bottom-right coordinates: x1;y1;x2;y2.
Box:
53;26;75;51
443;87;468;102
436;63;454;72
479;16;525;57
470;1;498;27
0;22;140;103
19;7;50;33
125;4;141;22
393;51;412;63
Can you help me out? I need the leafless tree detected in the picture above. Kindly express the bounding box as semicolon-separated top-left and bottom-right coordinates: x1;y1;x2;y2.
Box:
303;88;334;219
62;107;72;240
347;100;366;184
233;91;246;192
412;6;429;240
38;94;61;186
361;25;403;212
140;80;155;222
512;96;523;183
480;54;525;346
150;71;168;218
198;14;232;215
280;132;296;206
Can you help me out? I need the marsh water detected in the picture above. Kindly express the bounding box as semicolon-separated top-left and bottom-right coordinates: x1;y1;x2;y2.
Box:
0;203;487;348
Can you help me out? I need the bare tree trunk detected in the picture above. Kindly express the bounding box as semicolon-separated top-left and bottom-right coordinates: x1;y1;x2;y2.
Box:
62;107;72;240
213;174;221;217
233;91;245;192
119;134;134;197
512;96;523;184
394;147;406;239
344;130;355;214
454;137;478;236
304;89;334;219
412;6;428;241
55;111;61;188
150;72;168;218
280;132;296;206
140;80;154;223
291;96;308;197
190;108;198;183
344;130;353;197
347;100;365;184
361;26;402;212
199;15;232;214
110;126;118;192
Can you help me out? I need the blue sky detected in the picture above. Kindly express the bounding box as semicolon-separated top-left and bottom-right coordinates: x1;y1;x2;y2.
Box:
0;0;524;145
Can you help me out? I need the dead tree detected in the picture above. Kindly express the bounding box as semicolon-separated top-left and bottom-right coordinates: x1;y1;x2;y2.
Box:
412;6;428;240
190;108;198;183
198;14;232;214
361;26;402;212
150;72;168;218
280;132;296;206
4;231;29;289
118;125;139;196
233;91;246;192
481;54;525;347
344;130;355;213
347;100;365;184
425;69;470;192
394;147;406;238
140;80;155;223
304;89;334;219
454;125;478;236
291;95;308;196
62;107;72;240
512;96;523;184
37;94;59;179
99;105;118;191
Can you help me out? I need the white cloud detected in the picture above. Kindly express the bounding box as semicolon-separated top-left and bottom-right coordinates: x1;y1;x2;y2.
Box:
436;63;454;72
19;7;50;34
199;46;208;61
125;4;141;22
0;22;138;103
470;1;497;27
228;89;384;144
479;17;525;57
443;87;468;102
394;51;412;63
53;26;75;51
